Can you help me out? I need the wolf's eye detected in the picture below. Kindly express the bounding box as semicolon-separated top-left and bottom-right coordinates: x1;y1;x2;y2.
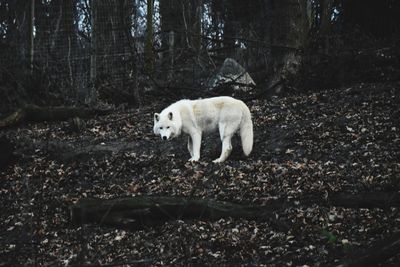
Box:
166;126;170;129
159;127;163;130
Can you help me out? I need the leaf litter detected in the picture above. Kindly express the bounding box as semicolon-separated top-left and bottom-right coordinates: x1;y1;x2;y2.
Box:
0;82;399;266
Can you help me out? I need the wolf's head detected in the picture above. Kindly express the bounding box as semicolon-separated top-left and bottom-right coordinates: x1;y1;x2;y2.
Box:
153;111;181;140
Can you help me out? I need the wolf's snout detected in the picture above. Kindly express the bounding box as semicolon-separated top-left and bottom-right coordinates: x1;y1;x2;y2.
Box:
162;136;167;140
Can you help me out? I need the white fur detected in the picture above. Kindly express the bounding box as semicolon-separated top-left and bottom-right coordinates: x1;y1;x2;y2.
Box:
153;96;253;163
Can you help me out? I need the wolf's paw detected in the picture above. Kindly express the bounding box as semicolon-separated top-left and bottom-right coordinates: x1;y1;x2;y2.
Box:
212;158;225;163
188;157;199;162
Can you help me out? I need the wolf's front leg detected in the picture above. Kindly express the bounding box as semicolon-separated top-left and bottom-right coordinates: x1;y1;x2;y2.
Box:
187;136;194;157
188;132;201;161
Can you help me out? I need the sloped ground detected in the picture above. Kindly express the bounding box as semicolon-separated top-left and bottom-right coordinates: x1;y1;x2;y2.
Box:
1;82;399;266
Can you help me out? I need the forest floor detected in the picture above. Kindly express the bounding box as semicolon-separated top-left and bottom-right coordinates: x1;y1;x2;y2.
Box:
1;82;400;266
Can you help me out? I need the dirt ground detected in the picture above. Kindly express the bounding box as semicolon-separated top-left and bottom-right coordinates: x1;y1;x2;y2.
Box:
1;82;399;266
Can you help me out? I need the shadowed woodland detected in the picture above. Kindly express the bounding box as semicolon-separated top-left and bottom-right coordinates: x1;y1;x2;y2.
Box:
1;0;400;266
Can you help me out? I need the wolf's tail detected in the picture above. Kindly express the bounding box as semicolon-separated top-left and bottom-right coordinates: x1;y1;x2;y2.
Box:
240;106;253;156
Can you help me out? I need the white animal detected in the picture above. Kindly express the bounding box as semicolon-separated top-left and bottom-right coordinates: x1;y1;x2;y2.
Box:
153;96;253;163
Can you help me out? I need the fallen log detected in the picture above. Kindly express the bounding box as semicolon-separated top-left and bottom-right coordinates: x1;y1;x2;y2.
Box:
0;105;112;128
70;196;278;230
339;231;400;267
328;192;400;209
70;192;400;230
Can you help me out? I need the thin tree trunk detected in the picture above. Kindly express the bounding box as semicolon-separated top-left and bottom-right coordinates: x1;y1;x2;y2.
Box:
145;0;154;74
89;0;97;103
319;0;333;54
29;0;35;73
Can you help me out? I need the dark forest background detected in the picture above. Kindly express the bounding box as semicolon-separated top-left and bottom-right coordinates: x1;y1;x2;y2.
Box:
1;0;399;111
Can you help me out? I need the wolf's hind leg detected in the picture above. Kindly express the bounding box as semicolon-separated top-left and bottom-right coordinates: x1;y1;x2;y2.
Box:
187;136;194;157
213;121;238;163
213;135;233;163
188;131;201;161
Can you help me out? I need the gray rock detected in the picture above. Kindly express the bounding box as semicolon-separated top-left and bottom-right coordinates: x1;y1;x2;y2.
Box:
208;58;255;92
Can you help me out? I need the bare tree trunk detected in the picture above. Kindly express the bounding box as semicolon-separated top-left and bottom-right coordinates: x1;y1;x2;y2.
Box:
39;0;80;100
222;2;236;56
160;0;183;50
6;0;30;64
192;0;203;53
319;0;333;35
89;0;97;103
47;1;78;63
160;0;182;78
145;0;154;74
319;0;333;54
132;0;141;106
92;0;135;104
210;0;222;51
269;0;309;92
29;0;35;73
180;0;202;51
159;0;203;80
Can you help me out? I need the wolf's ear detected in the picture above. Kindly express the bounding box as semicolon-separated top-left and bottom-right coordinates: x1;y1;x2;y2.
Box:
154;113;160;122
168;112;173;120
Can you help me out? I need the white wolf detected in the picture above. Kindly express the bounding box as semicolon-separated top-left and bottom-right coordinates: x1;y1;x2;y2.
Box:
153;96;253;163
